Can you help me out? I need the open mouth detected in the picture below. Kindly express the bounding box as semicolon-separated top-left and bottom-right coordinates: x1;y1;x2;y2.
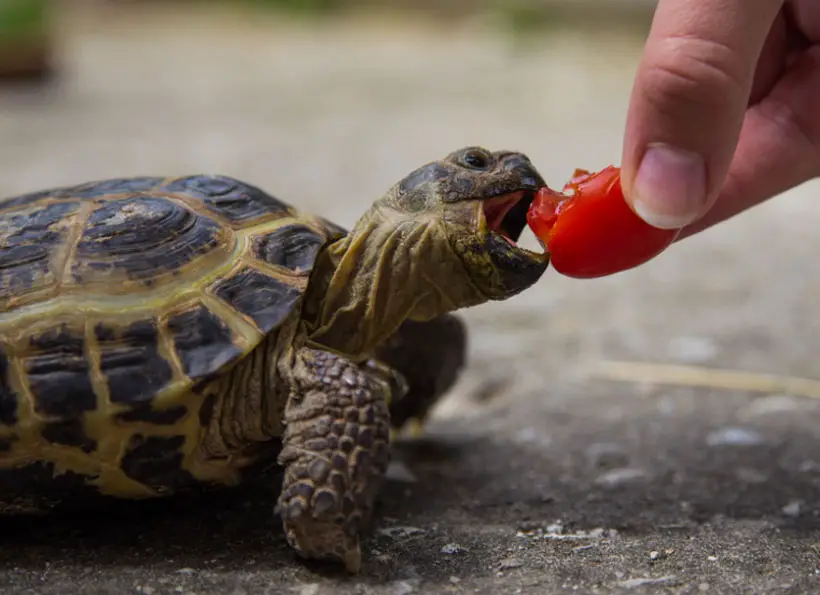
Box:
482;190;538;247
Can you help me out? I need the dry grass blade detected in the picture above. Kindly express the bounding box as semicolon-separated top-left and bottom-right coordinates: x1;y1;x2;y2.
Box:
591;360;820;400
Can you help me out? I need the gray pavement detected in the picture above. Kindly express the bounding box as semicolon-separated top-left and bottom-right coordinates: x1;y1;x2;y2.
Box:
1;5;820;594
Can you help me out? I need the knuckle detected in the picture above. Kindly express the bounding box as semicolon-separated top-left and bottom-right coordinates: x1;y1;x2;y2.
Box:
641;35;751;113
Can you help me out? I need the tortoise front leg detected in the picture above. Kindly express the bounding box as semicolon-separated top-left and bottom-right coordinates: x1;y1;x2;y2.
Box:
276;347;395;573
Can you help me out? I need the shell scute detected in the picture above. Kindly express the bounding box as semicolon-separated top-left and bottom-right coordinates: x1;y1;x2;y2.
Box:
68;177;166;199
24;322;96;419
73;197;227;284
0;187;78;212
0;189;61;212
95;318;174;406
252;223;328;273
162;175;292;225
211;266;303;333
115;403;188;425
0;177;165;214
120;433;192;491
0;201;81;308
167;303;244;380
41;419;96;453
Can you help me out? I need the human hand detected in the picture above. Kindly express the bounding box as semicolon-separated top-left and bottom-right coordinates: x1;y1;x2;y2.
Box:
620;0;820;239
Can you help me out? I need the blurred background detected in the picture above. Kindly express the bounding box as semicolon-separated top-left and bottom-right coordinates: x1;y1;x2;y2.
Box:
0;0;674;382
3;1;820;592
0;0;655;207
3;0;818;394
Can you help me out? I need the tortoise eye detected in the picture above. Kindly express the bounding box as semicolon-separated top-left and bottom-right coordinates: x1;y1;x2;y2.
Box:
461;150;491;170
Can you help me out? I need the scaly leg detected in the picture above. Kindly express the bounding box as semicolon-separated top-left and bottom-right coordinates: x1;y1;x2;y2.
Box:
275;348;394;572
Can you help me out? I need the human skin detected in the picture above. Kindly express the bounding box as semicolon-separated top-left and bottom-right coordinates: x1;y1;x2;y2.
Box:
620;0;820;240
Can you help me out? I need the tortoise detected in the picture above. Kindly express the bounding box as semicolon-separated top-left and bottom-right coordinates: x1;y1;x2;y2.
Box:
0;146;549;571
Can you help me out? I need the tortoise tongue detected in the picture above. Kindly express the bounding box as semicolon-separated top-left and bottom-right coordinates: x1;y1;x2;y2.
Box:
483;194;521;244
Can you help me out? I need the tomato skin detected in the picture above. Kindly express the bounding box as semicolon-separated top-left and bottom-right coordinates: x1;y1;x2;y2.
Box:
527;166;680;279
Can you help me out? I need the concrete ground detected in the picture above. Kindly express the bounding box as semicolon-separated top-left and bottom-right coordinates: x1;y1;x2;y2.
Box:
1;5;820;594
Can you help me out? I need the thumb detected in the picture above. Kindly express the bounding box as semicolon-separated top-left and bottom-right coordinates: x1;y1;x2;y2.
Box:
620;0;783;229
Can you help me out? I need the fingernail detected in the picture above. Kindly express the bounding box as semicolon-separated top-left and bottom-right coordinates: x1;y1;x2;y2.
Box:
632;144;707;229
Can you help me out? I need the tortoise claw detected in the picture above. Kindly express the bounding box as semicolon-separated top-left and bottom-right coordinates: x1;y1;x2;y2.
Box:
343;544;362;574
282;516;362;574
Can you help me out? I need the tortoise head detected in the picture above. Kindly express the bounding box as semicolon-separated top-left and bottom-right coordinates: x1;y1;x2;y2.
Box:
385;146;550;300
305;147;550;358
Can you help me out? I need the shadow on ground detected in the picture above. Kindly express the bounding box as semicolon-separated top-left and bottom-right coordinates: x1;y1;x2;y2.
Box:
2;403;819;593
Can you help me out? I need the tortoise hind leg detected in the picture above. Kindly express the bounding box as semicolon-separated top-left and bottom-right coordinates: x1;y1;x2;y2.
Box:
373;314;467;436
276;347;396;572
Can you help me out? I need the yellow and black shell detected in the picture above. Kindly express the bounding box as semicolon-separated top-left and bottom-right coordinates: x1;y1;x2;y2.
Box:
0;175;345;507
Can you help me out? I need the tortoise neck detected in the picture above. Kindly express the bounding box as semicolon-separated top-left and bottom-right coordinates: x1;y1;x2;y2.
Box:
300;205;483;360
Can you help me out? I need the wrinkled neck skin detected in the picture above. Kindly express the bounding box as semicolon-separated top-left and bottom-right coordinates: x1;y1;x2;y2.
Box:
301;203;485;362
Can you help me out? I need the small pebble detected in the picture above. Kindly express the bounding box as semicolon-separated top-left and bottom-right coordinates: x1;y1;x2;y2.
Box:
618;576;677;589
586;442;629;470
449;576;461;584
707;556;718;562
377;526;426;540
743;394;800;417
595;467;648;488
388;580;418;595
573;544;597;553
782;500;802;517
440;543;468;555
734;466;768;484
498;557;524;571
706;427;765;447
175;568;195;575
649;550;660;561
297;585;320;595
138;588;156;595
667;336;717;363
386;460;417;484
513;427;552;447
799;460;820;473
656;395;678;415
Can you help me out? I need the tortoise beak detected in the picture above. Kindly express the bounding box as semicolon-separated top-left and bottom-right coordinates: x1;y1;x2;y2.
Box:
476;158;549;267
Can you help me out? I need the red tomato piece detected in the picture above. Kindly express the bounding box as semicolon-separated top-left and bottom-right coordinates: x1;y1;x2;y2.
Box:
527;165;680;278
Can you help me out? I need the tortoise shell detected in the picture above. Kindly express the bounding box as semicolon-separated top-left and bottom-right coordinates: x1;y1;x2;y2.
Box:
0;175;346;501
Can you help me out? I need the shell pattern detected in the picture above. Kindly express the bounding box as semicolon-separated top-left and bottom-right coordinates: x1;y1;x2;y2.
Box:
0;175;346;506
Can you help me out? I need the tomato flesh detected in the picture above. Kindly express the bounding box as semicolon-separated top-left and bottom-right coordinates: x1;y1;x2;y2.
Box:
527;166;680;279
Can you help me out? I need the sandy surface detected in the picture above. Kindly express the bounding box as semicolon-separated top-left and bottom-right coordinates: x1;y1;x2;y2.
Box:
1;5;820;594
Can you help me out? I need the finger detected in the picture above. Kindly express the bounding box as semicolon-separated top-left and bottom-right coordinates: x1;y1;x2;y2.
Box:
792;0;820;42
621;0;783;230
749;9;789;104
678;44;820;239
